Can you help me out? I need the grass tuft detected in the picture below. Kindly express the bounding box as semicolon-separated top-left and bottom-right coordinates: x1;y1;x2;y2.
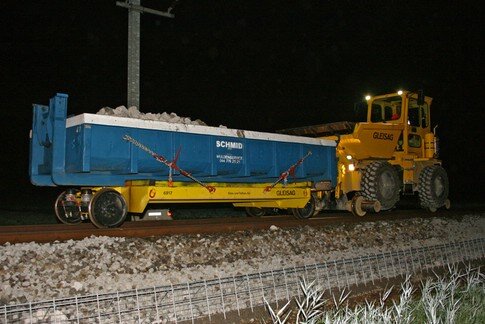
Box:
265;264;484;323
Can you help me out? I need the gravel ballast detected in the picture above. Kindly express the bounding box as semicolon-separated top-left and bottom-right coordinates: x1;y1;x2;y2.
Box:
96;105;227;128
1;214;484;305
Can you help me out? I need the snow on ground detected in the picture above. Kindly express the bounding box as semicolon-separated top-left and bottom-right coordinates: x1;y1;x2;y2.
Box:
1;214;484;305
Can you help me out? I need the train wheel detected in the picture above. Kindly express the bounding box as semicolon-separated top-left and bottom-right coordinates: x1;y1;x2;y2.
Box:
419;165;449;211
361;161;400;210
350;195;367;217
245;207;266;217
291;195;316;219
88;188;128;228
54;189;82;225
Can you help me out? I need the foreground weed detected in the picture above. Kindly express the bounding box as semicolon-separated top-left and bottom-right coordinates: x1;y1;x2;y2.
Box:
264;265;484;324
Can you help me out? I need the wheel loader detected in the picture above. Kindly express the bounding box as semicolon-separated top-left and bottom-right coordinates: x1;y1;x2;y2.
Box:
279;90;450;216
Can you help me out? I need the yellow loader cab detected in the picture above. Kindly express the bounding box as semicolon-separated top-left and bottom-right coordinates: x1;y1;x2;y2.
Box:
279;90;450;215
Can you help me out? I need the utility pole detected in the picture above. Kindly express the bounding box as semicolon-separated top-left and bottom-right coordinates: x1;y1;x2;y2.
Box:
116;0;175;109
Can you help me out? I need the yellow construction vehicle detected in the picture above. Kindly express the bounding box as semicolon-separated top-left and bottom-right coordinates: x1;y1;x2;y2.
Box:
279;90;450;216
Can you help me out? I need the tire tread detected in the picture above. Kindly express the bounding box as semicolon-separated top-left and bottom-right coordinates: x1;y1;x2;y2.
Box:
418;165;449;209
361;161;400;210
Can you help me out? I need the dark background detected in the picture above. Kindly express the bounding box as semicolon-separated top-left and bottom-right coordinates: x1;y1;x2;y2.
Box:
0;0;483;211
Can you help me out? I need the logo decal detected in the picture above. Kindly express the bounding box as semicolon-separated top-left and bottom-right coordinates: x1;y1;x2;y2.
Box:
149;189;156;198
373;132;394;141
216;140;243;150
276;190;296;196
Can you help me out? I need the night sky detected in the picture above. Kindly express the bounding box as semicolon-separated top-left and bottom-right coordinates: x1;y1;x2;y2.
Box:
0;0;483;208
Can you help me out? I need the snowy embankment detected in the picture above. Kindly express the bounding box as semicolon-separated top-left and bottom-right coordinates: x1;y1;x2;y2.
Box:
1;214;484;305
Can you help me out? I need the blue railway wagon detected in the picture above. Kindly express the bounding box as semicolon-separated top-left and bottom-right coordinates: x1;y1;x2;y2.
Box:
30;93;336;187
30;93;337;227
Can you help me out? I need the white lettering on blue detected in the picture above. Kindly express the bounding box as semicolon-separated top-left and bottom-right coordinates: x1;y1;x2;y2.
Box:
216;140;243;150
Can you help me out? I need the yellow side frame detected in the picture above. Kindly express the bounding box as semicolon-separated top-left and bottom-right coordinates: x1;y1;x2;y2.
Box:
95;181;313;213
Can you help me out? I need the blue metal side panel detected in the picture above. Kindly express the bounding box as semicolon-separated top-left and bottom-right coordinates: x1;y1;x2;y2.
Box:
247;140;273;176
29;101;58;186
60;125;336;185
30;93;337;187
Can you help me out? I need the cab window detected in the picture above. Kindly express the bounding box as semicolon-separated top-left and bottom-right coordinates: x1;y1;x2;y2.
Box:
384;106;393;120
408;99;429;128
371;104;382;122
370;96;402;122
408;134;421;147
421;107;428;128
408;107;420;127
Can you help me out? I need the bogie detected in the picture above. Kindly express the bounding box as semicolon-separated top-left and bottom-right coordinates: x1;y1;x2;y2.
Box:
88;188;128;228
291;194;317;219
245;207;266;217
54;189;82;225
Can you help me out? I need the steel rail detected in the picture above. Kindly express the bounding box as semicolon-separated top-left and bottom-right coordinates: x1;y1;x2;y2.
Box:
0;209;479;244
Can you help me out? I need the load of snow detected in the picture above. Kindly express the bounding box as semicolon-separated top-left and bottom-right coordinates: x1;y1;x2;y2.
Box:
97;105;227;128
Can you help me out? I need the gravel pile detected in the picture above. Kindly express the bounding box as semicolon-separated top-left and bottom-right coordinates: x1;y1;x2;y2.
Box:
97;106;227;128
1;214;484;305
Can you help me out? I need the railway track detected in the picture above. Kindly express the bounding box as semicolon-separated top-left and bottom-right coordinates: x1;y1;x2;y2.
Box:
0;208;478;244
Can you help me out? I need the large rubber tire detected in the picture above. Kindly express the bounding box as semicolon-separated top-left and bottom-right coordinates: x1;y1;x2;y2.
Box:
361;161;400;210
291;195;316;219
88;188;128;228
418;165;449;211
245;207;266;217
